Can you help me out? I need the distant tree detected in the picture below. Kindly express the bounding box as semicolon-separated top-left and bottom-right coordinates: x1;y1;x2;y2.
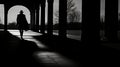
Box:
68;10;81;22
8;22;17;29
67;0;76;14
67;0;81;23
55;11;59;18
54;0;81;23
54;11;59;24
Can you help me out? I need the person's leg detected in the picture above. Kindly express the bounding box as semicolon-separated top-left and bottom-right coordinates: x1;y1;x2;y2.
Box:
20;29;23;39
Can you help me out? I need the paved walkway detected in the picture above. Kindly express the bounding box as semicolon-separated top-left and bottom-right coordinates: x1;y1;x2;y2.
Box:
1;30;120;67
6;30;80;67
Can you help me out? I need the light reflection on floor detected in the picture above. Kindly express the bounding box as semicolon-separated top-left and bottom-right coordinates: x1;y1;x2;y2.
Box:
8;30;47;49
8;30;80;67
8;30;42;36
34;51;79;67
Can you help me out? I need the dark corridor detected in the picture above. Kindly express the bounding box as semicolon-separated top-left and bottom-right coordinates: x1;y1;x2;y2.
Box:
0;30;120;67
0;0;120;67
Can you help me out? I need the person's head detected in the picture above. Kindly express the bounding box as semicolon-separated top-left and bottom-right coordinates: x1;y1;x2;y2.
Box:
20;10;24;14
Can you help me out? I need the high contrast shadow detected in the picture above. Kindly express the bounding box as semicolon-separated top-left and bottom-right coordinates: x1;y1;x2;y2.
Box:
0;31;43;67
33;34;120;67
1;30;120;67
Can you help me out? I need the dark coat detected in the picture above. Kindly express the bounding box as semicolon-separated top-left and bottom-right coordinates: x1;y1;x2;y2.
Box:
17;14;29;30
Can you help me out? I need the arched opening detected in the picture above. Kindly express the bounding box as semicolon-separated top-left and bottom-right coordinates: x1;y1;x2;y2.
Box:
7;5;30;30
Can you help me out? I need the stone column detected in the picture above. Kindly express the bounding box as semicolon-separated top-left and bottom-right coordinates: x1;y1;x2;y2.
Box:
47;0;54;36
82;0;100;45
35;4;40;32
31;9;36;30
4;5;8;31
59;0;67;37
41;0;46;34
105;0;118;41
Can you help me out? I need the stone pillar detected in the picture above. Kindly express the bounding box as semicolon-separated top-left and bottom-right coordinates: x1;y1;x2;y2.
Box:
40;0;46;34
82;0;100;45
4;5;8;31
31;9;36;30
59;0;67;37
105;0;118;41
35;4;40;32
47;0;54;36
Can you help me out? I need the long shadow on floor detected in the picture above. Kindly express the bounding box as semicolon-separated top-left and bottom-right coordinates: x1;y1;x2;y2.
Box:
33;35;81;60
33;34;120;67
1;31;120;67
0;31;44;67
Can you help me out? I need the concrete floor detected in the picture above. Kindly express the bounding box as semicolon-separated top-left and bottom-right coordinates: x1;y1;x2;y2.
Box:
1;30;80;67
1;30;120;67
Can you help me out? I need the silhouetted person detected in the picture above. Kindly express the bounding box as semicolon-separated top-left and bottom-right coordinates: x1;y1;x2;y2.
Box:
17;10;29;39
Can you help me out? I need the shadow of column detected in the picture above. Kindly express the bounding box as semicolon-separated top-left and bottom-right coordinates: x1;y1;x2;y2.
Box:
0;31;43;67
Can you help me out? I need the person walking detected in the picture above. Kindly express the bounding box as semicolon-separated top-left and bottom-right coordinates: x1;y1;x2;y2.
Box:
17;10;29;39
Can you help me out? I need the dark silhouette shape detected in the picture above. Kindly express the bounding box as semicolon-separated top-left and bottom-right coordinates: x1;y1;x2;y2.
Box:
47;0;54;36
59;0;67;37
17;10;29;39
105;0;118;42
0;31;42;67
40;0;46;34
82;0;100;45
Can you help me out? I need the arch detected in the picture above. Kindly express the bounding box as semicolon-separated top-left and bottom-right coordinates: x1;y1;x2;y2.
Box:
7;5;31;25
